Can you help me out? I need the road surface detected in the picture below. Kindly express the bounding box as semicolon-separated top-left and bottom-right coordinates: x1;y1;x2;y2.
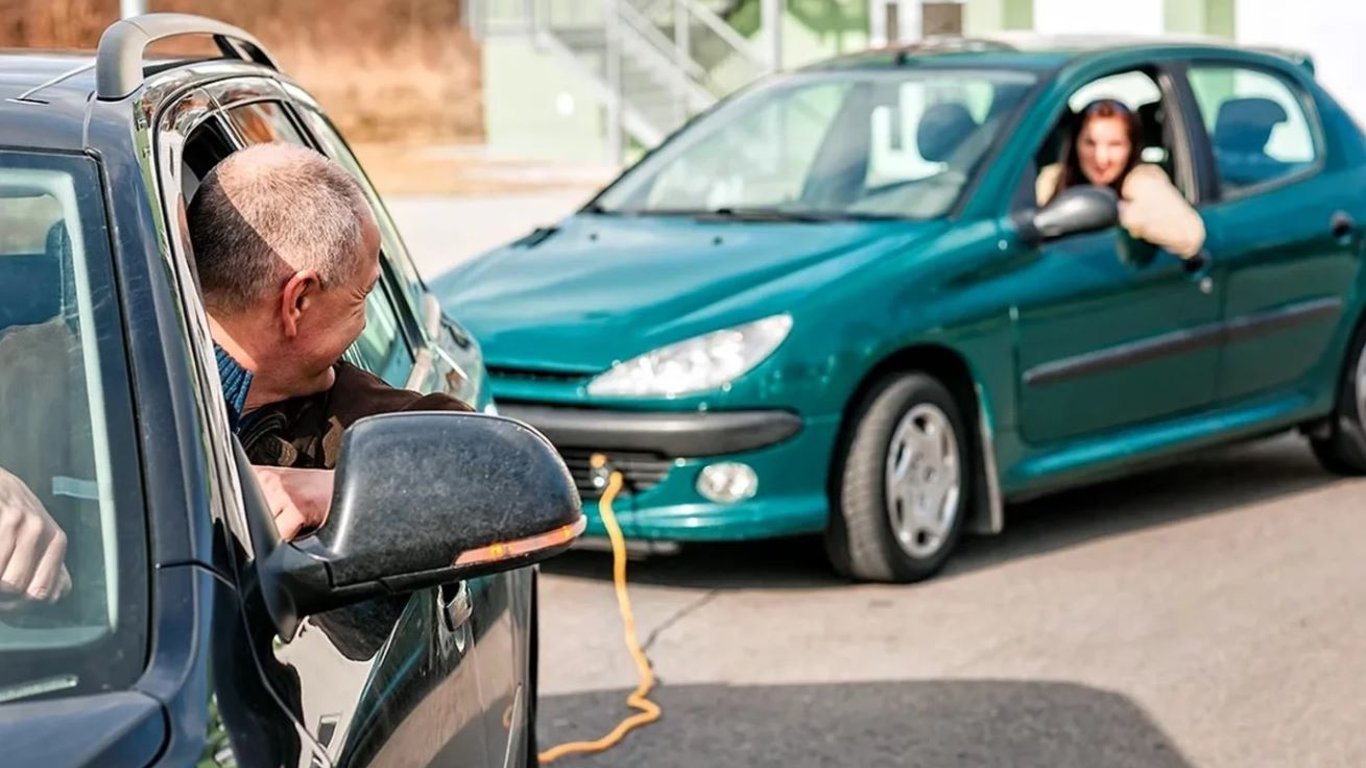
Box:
534;435;1366;768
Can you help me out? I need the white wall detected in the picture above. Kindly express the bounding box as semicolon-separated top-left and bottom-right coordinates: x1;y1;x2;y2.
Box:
1235;0;1366;126
1033;0;1164;36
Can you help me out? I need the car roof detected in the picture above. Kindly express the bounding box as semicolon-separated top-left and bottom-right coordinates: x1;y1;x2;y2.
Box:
0;48;267;153
806;33;1306;74
0;50;104;152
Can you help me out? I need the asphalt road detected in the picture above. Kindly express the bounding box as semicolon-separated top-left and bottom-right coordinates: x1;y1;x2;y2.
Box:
533;434;1366;768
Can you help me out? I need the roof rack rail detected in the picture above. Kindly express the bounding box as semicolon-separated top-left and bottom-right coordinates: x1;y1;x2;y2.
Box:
95;12;277;101
887;36;1017;64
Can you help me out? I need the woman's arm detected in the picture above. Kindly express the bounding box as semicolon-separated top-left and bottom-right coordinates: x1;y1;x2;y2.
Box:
1119;165;1207;258
1036;163;1063;207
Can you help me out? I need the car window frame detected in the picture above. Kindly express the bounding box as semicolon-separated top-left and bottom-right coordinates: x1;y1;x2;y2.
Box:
204;84;422;383
1179;57;1328;204
0;148;150;702
1019;61;1202;215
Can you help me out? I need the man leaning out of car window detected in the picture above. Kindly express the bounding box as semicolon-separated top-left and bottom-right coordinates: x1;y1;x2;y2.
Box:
187;143;472;539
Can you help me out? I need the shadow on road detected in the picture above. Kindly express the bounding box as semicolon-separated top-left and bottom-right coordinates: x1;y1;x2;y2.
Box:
541;435;1338;590
537;679;1193;768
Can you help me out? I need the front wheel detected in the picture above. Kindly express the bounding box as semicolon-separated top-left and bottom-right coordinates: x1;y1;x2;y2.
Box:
826;373;973;583
1310;324;1366;474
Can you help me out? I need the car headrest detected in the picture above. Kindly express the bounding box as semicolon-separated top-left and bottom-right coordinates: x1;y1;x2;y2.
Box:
1136;101;1162;150
0;252;61;332
918;102;978;163
1214;97;1288;154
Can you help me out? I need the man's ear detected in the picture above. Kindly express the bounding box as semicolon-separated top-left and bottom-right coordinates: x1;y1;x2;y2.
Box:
280;270;322;339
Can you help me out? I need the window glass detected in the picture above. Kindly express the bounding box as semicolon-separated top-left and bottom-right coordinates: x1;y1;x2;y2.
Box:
225;101;308;146
294;108;429;316
0;153;145;702
343;276;411;387
224;102;414;384
593;69;1038;220
1188;66;1319;194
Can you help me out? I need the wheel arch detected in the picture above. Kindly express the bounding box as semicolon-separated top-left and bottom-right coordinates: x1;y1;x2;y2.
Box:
831;343;1004;536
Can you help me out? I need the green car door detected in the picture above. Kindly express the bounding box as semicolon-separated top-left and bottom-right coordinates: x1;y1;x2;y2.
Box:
1184;62;1361;403
1011;66;1221;445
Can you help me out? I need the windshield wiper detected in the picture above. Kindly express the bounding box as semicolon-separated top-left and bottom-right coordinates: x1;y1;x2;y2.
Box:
694;207;831;222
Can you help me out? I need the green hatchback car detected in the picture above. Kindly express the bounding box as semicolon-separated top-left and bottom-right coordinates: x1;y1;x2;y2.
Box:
435;35;1366;582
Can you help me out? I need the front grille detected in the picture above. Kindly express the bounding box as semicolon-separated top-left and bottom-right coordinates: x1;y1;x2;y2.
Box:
487;365;589;384
559;447;673;499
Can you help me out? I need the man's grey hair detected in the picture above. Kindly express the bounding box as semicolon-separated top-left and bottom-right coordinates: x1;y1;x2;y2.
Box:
188;143;371;313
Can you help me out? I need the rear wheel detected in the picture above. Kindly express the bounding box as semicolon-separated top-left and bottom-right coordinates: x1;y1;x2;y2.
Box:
1310;325;1366;474
826;372;972;583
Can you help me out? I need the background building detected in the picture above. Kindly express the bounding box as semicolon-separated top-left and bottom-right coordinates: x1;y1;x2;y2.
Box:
464;0;1366;166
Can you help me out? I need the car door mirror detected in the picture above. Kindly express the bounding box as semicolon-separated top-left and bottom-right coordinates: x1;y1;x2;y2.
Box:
257;412;583;636
1018;186;1120;244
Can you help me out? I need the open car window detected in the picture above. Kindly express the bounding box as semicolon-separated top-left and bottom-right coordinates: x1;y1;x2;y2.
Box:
180;103;416;385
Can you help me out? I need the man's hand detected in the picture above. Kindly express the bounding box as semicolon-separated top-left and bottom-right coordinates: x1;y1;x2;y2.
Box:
0;467;71;607
252;466;334;540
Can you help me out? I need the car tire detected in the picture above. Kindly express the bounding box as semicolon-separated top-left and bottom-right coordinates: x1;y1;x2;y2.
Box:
826;372;972;583
1310;324;1366;475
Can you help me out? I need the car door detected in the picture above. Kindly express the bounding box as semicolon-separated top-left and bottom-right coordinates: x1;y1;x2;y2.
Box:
1182;60;1360;403
0;149;161;765
165;80;506;768
286;102;530;766
1012;66;1222;445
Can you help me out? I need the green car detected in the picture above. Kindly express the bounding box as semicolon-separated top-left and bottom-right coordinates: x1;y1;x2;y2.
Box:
435;36;1366;582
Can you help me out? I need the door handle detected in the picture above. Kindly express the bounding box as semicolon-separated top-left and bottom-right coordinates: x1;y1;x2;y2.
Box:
441;580;473;632
1332;211;1356;241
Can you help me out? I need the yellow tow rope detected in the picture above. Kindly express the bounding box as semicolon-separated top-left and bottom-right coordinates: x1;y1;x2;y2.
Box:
538;459;662;764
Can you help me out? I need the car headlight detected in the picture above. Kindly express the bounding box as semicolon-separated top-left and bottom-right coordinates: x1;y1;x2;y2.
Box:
587;314;793;398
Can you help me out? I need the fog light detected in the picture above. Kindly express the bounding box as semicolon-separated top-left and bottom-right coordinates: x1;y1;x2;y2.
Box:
697;462;758;504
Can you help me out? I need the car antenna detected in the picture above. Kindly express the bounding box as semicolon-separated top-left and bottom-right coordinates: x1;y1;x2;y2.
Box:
9;60;96;105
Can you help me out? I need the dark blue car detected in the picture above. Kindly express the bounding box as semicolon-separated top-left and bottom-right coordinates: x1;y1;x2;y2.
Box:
0;14;581;767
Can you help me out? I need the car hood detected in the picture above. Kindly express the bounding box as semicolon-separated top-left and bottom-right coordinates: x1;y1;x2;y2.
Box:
431;213;946;373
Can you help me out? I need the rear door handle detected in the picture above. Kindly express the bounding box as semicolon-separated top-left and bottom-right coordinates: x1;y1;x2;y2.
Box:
1332;211;1356;240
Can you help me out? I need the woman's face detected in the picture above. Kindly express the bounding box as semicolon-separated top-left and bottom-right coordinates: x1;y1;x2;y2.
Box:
1077;115;1132;187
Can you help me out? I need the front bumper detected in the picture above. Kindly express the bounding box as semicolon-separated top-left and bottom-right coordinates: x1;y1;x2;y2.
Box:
500;404;802;458
499;404;838;541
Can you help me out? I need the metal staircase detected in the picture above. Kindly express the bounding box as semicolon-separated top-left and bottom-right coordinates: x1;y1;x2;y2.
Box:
465;0;773;158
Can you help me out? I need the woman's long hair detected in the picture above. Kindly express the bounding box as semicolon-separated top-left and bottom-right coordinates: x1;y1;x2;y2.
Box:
1052;98;1144;201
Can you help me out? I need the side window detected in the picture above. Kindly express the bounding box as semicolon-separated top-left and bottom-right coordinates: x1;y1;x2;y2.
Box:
0;151;147;701
1028;69;1186;207
292;108;429;318
1187;66;1319;196
224;101;415;384
344;276;410;387
644;81;847;211
223;101;309;146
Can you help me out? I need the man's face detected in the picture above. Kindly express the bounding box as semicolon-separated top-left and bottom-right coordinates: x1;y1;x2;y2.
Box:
283;208;382;395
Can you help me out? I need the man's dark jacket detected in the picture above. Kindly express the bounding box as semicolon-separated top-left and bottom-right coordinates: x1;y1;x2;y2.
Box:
239;360;472;469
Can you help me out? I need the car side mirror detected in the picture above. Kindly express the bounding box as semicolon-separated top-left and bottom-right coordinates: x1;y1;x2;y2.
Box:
253;412;583;637
1016;186;1120;244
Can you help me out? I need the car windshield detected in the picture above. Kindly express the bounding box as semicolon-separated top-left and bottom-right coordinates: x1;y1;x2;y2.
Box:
592;68;1038;220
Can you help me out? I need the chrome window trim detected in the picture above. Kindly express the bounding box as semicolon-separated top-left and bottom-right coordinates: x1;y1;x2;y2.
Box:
137;71;259;555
